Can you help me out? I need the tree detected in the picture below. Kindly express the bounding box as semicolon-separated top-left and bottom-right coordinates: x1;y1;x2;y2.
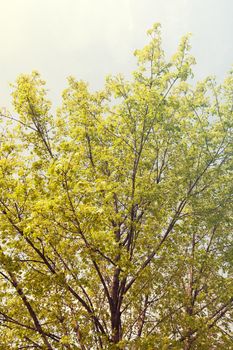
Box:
0;24;232;349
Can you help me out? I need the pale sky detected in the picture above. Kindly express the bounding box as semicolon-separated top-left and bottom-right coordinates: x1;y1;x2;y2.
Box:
0;0;232;109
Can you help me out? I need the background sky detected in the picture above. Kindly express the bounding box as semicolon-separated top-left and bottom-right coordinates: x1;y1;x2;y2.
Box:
0;0;232;110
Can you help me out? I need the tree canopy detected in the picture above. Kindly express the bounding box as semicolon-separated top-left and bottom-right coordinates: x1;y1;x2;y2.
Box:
0;24;232;349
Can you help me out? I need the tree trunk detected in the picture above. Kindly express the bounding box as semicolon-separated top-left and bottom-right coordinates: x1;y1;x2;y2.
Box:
110;267;122;345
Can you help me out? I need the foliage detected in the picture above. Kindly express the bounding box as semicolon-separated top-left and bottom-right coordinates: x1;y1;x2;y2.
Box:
0;24;232;349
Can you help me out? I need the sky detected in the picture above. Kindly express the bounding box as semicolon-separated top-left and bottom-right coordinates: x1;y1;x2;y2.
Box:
0;0;232;110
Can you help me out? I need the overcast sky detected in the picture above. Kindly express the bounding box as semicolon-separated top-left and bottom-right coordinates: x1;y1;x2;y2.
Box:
0;0;232;109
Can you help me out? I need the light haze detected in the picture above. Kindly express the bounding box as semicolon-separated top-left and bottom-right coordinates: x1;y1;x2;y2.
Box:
0;0;232;110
